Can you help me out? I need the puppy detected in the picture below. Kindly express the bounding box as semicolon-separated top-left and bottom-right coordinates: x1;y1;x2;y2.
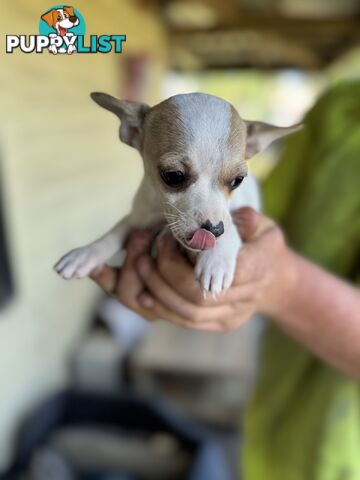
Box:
55;92;301;295
41;6;79;36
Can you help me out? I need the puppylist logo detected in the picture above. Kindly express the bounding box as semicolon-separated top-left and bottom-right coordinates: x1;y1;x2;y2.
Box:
6;5;126;55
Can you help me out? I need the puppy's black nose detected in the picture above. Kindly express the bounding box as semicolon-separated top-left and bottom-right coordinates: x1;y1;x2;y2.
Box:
70;15;78;22
202;220;224;238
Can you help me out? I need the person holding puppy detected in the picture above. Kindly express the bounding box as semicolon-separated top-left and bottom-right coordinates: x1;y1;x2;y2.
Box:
92;82;360;479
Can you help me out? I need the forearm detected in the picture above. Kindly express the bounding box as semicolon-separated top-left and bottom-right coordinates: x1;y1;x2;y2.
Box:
264;250;360;378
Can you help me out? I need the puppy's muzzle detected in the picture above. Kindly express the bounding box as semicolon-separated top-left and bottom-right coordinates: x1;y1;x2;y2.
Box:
202;220;224;238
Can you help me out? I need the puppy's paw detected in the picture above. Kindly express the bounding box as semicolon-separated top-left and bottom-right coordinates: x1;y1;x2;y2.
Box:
195;249;237;297
67;44;76;54
48;45;58;55
54;246;103;280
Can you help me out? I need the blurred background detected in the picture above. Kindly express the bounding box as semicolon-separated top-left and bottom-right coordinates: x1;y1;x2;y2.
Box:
0;0;359;478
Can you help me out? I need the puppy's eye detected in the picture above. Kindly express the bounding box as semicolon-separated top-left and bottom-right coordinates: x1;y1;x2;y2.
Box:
64;13;69;18
229;176;244;190
160;170;186;188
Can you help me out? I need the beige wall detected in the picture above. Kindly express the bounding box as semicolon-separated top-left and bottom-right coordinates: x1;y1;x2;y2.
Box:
0;0;167;468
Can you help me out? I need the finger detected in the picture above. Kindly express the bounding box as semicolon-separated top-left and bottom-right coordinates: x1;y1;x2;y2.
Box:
138;292;248;332
90;264;119;295
125;229;153;262
232;207;261;241
137;292;216;330
114;231;159;322
206;281;261;305
137;256;241;321
115;230;153;306
137;255;201;319
231;243;262;286
232;207;275;241
137;292;185;323
156;232;259;306
91;229;151;301
156;233;205;303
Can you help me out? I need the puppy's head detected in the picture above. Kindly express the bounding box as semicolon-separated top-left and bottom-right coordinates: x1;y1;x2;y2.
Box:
91;92;302;251
41;7;79;31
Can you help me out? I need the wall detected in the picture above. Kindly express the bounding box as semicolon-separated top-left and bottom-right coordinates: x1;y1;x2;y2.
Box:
0;0;166;468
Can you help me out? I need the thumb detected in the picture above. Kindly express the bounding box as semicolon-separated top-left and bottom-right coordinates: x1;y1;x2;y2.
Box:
90;229;152;296
232;207;275;241
90;264;119;296
232;207;261;241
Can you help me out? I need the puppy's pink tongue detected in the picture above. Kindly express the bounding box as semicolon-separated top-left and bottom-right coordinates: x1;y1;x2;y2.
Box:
187;229;216;250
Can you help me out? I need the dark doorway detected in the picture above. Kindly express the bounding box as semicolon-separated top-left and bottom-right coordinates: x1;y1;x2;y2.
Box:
0;160;14;308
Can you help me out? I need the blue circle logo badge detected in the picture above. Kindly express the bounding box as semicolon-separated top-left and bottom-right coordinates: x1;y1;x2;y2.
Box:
39;5;86;54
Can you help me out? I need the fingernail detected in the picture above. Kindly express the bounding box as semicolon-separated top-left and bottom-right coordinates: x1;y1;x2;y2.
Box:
138;258;150;277
233;214;247;223
139;293;154;308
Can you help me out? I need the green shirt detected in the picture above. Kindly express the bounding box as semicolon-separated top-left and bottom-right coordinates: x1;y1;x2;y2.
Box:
244;81;360;480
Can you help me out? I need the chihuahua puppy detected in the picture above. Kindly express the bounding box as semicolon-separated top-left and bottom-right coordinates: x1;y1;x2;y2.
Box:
55;92;301;295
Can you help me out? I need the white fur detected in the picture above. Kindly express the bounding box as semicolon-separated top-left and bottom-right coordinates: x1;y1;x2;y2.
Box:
195;222;241;294
54;174;259;294
171;93;231;163
55;92;298;296
156;94;240;254
230;172;261;212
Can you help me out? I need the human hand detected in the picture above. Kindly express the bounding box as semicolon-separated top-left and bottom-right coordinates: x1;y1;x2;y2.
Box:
91;208;296;331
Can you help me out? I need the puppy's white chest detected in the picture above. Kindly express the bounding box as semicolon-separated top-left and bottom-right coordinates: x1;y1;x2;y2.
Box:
230;172;261;212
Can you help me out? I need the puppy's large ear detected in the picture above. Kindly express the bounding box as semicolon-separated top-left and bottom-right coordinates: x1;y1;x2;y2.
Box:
90;92;150;151
41;9;56;27
245;120;303;159
63;6;75;16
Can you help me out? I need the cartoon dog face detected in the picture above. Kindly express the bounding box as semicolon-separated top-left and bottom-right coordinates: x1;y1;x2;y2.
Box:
41;6;79;36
